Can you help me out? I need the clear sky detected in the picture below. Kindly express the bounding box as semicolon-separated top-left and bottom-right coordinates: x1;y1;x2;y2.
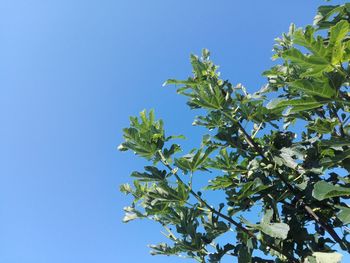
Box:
0;0;348;262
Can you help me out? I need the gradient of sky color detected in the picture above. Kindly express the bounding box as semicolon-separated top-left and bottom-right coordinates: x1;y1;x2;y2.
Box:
1;1;348;262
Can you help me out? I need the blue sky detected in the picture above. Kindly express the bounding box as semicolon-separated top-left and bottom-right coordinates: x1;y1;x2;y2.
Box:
0;0;348;262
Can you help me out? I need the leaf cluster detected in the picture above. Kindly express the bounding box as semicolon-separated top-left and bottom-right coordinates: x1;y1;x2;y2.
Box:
119;2;350;263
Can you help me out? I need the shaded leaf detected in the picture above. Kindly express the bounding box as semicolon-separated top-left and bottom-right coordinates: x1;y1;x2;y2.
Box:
336;205;350;224
312;181;350;200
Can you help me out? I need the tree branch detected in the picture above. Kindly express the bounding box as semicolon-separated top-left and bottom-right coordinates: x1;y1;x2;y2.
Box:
157;151;299;263
222;110;348;251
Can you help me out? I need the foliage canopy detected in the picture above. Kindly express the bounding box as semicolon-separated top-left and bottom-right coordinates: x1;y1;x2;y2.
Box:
119;2;350;262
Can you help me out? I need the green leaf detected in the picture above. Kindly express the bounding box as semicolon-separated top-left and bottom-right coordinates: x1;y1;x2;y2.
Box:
261;209;274;224
236;178;271;201
335;205;350;224
174;156;192;173
242;210;290;240
149;243;180;256
345;124;350;136
259;210;290;240
308;118;339;133
282;48;331;77
131;166;167;182
122;212;138;223
259;222;290;240
119;110;165;160
314;5;343;27
320;138;350;147
312;181;350;200
209;244;235;263
306;256;318;263
307;252;343;263
122;206;146;223
328;20;349;64
321;148;350;167
238;245;251;263
206;175;236;190
165;134;186;141
284;21;349;78
279;147;301;169
163;78;197;87
288;79;336;98
120;183;132;194
175;147;216;173
267;97;329;114
293;26;328;59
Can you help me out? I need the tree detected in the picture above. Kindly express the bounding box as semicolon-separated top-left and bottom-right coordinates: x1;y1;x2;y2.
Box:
119;2;350;262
